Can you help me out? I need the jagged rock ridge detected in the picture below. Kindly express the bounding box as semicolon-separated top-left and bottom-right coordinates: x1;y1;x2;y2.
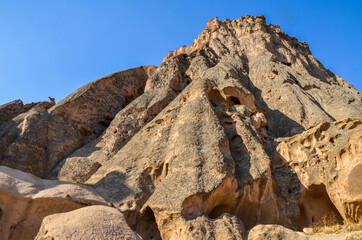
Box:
0;15;361;240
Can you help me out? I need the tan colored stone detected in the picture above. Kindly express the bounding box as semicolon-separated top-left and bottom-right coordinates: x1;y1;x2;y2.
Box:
47;55;192;183
35;206;141;240
247;224;362;240
0;111;88;177
50;65;156;130
277;119;362;227
0;166;106;240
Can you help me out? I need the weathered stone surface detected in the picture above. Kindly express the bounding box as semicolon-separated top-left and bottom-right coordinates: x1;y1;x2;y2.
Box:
0;111;89;177
0;100;24;126
50;65;156;131
0;166;106;240
0;99;54;126
0;67;156;178
35;206;141;240
248;224;308;240
277;118;362;227
166;15;362;137
47;56;191;183
85;67;291;238
158;213;245;240
247;224;362;240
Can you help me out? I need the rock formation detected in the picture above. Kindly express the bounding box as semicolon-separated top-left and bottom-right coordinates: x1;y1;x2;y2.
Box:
0;15;361;239
35;206;141;240
0;166;106;240
277;118;362;228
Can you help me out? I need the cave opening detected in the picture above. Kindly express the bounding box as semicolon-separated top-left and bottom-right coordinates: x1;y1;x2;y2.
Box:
297;184;343;230
229;96;241;105
132;207;161;240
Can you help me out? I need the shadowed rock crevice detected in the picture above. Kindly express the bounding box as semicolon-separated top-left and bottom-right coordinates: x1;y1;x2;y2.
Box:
126;207;161;240
248;79;307;137
297;184;343;230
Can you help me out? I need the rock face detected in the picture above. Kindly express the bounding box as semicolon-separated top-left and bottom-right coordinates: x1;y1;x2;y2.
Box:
0;66;155;178
0;99;54;126
35;206;141;240
277;118;362;228
49;66;157;131
0;166;106;240
0;15;361;240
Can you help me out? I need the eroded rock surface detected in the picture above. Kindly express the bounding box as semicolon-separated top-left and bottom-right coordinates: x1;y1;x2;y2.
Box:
0;111;88;177
35;206;141;240
0;99;54;126
81;16;361;239
247;224;362;240
0;166;106;240
0;100;24;126
0;66;156;178
50;65;157;131
47;56;192;183
277;118;362;227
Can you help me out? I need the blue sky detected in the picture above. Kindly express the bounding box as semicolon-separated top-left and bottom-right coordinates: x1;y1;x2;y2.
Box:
0;0;361;104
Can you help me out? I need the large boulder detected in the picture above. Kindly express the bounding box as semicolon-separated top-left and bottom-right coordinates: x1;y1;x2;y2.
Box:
0;111;88;177
35;206;141;240
0;166;106;240
0;99;54;126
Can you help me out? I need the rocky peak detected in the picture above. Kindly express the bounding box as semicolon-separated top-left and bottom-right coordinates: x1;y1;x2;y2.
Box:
165;15;310;64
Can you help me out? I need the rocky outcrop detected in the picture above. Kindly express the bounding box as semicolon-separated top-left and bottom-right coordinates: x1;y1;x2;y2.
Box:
84;70;274;239
47;54;193;182
35;206;141;240
0;100;24;125
49;65;157;132
0;111;89;177
0;99;54;126
0;166;106;240
0;15;361;240
0;66;156;178
277;118;362;228
166;16;361;137
80;16;361;239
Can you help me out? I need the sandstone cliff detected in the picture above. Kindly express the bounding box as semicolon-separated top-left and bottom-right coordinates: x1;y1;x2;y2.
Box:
0;15;361;240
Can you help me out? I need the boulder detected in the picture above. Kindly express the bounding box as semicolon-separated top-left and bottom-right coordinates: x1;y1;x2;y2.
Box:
35;206;141;240
0;166;106;240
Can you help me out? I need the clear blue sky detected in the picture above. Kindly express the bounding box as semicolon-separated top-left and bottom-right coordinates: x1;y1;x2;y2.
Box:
0;0;361;104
